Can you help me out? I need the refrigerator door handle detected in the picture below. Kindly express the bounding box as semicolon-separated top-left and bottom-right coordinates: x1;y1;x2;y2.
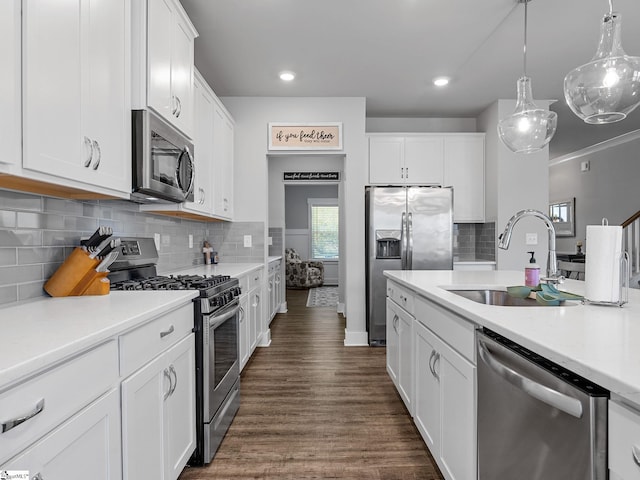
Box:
407;212;413;269
401;212;407;269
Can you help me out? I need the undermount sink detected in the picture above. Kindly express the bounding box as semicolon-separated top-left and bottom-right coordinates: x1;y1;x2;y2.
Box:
447;289;540;307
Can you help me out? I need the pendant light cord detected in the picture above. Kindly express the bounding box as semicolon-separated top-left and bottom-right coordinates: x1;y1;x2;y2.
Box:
523;0;528;77
608;0;613;14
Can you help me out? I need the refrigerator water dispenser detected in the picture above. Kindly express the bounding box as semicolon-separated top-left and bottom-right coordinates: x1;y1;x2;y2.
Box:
376;230;401;259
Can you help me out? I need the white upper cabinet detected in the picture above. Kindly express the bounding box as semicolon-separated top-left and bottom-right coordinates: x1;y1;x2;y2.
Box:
443;134;485;223
213;101;235;220
0;0;20;167
21;0;131;196
135;0;198;139
369;135;444;185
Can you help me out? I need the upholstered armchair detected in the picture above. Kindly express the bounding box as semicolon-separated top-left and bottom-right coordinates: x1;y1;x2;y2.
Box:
285;248;324;289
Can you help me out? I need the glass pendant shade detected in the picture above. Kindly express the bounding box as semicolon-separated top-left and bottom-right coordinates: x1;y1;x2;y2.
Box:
498;76;558;154
564;12;640;124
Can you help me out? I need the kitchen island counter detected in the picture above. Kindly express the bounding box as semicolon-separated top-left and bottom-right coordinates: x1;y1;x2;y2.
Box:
384;269;640;405
0;290;198;391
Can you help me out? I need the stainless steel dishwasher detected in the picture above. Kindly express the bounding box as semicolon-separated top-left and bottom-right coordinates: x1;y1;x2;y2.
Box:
477;328;609;480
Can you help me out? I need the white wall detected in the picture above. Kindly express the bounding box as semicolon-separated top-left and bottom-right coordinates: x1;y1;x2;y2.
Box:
366;117;477;132
223;97;367;345
478;100;551;273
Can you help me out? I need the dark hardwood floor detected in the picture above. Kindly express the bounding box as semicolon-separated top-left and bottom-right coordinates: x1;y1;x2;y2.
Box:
179;289;444;480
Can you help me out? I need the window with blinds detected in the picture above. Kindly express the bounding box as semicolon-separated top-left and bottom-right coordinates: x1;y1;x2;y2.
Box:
310;203;339;259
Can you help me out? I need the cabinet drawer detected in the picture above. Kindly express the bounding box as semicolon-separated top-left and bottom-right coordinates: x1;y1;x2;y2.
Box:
415;297;475;363
119;303;193;378
249;269;263;289
0;340;118;464
610;400;640;480
387;281;414;314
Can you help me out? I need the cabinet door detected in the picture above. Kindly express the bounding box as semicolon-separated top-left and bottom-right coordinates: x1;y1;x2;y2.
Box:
0;0;20;166
404;136;444;185
23;0;129;193
164;335;196;479
3;388;122;480
385;299;400;386
239;293;250;370
413;321;440;453
438;342;476;480
369;136;403;184
147;0;174;123
250;290;261;352
189;74;215;214
268;272;276;320
397;307;414;415
121;352;166;480
170;13;195;138
444;136;485;222
213;103;234;219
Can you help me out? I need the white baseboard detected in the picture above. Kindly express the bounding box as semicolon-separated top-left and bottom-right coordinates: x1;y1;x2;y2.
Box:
258;329;271;347
344;329;368;346
278;301;288;313
337;302;345;316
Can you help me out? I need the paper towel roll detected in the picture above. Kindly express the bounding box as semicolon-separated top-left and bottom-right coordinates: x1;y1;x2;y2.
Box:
585;224;622;302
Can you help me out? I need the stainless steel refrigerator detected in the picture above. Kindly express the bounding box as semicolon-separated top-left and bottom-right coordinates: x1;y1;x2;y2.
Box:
365;186;453;346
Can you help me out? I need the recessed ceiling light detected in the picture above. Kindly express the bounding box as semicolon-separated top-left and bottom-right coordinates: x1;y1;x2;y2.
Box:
279;71;296;82
433;77;450;87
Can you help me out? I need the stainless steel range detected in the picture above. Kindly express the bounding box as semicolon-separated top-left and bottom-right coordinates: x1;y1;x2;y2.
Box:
108;237;242;466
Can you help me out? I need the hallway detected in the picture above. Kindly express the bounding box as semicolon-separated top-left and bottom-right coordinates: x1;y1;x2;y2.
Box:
179;289;443;479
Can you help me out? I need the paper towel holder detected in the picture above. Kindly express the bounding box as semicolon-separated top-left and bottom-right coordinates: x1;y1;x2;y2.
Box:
583;251;629;307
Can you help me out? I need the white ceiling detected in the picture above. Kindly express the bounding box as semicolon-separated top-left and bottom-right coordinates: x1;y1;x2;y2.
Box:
180;0;640;159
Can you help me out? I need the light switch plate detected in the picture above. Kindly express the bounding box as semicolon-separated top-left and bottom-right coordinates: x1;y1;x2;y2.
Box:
154;233;161;250
189;234;193;249
244;235;252;248
526;233;538;245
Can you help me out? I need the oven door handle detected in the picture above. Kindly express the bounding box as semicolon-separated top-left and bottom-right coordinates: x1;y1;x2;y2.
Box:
208;303;241;329
478;338;583;419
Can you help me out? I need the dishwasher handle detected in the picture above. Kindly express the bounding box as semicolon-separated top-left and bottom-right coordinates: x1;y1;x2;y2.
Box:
478;338;583;419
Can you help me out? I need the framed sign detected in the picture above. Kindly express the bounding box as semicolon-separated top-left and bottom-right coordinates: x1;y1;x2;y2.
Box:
283;172;340;181
268;123;343;150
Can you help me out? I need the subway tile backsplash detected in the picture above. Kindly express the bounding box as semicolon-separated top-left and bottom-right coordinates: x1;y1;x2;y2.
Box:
0;190;264;306
453;222;496;261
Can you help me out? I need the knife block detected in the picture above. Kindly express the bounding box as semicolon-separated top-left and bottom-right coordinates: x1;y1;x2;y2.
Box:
44;247;110;297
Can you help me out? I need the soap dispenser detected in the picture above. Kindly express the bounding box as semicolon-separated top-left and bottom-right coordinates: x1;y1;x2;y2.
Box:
525;251;540;287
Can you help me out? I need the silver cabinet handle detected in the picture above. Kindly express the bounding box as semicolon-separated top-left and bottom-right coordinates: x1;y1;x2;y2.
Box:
239;306;245;323
275;274;281;284
632;445;640;467
406;166;409;179
176;96;182;118
163;368;172;400
171;95;178;115
1;398;45;433
268;280;273;291
160;325;175;338
478;339;583;418
83;136;93;167
428;350;438;379
400;167;404;179
392;314;399;334
91;140;101;170
169;365;177;396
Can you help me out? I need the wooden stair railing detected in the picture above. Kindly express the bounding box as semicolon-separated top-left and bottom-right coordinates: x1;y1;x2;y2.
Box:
622;210;640;281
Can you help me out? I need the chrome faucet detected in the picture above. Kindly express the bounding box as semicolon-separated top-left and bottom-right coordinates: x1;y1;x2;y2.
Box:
498;209;562;283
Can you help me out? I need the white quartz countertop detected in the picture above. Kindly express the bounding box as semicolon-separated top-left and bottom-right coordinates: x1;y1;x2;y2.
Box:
384;269;640;405
0;290;198;391
161;262;263;278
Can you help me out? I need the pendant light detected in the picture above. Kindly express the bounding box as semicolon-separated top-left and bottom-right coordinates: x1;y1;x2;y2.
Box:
564;0;640;124
498;0;557;154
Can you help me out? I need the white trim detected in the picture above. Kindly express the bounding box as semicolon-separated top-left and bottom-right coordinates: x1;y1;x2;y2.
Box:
337;302;345;315
344;329;368;346
550;129;640;166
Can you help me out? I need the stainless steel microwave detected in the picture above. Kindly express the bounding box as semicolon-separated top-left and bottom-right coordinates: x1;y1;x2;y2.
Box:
131;109;195;203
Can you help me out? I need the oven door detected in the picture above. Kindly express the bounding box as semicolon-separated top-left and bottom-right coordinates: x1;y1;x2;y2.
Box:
203;299;240;422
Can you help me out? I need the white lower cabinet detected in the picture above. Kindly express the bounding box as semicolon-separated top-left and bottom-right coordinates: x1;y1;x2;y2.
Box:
239;291;251;370
120;304;196;480
386;296;414;415
610;400;640;480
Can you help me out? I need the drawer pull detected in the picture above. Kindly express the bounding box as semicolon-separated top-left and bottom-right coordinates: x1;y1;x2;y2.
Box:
1;398;45;433
633;445;640;467
160;325;175;338
163;368;172;400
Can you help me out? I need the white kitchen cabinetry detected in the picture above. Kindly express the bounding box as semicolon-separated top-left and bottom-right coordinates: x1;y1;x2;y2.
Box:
268;259;282;323
0;341;120;473
213;100;235;220
386;281;415;415
239;290;251;370
609;400;640;480
120;304;195;480
3;388;122;479
21;0;131;197
369;135;443;185
413;297;476;480
443;135;485;222
1;0;20;167
238;268;264;371
137;0;197;138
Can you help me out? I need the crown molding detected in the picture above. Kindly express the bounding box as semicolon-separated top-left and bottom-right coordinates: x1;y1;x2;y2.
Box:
549;129;640;166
